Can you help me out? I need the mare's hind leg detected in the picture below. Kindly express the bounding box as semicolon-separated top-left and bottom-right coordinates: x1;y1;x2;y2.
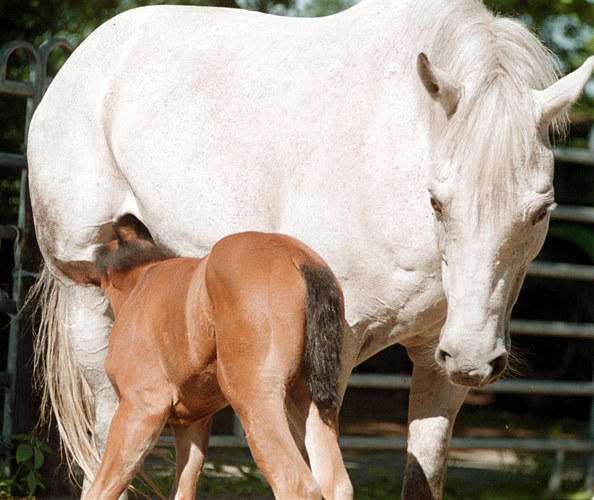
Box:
288;380;353;500
83;399;169;500
63;285;122;496
169;417;214;500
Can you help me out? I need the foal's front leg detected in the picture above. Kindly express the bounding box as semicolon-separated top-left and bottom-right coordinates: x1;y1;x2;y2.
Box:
83;399;168;500
402;347;468;500
169;417;214;500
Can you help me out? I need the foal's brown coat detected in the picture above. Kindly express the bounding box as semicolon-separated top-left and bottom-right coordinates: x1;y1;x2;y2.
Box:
56;216;351;500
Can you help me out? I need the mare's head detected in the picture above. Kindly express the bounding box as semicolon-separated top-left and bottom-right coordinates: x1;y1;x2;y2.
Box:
417;18;594;388
55;214;172;314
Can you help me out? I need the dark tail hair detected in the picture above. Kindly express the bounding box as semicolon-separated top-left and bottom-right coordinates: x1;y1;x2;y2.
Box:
300;264;344;416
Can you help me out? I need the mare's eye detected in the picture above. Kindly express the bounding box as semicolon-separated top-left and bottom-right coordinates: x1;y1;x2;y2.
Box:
430;197;442;216
533;208;548;225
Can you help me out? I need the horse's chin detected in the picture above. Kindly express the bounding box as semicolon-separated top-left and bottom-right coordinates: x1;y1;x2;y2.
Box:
448;373;499;389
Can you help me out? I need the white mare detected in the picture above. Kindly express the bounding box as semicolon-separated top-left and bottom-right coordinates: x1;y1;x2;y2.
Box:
27;0;594;498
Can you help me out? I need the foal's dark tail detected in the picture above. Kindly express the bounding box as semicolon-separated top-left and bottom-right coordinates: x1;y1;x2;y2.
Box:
300;264;344;417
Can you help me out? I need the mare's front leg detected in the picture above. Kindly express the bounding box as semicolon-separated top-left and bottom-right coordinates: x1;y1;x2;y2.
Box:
169;417;214;500
402;346;468;500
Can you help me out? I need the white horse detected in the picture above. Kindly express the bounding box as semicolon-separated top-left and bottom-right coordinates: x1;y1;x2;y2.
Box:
27;0;593;498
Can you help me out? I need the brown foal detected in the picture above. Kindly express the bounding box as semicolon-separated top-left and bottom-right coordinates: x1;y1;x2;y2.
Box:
56;215;352;500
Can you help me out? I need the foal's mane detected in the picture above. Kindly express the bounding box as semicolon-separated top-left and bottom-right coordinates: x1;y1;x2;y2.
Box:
415;0;566;214
94;240;175;275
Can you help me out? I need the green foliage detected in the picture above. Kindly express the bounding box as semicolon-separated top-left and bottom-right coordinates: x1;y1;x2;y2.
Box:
484;0;593;27
0;0;249;48
1;0;591;104
0;176;21;225
133;450;592;500
484;0;593;113
0;434;53;499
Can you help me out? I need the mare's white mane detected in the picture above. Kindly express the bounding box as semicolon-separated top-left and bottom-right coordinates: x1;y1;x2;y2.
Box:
417;0;565;215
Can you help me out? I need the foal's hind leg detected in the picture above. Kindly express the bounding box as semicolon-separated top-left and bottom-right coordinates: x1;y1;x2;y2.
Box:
169;417;214;500
83;399;168;500
304;405;352;500
288;380;353;500
217;365;321;499
231;393;321;499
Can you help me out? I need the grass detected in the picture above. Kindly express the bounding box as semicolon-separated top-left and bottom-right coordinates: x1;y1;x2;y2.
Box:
130;448;593;500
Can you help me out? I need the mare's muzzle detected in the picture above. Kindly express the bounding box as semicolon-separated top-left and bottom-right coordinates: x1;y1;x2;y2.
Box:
435;341;508;388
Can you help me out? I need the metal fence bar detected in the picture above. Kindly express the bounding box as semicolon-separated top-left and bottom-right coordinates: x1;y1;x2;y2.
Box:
347;374;594;396
338;437;594;453
0;152;27;170
155;435;247;449
527;261;594;281
0;80;37;98
552;205;594;224
553;146;594;166
156;434;594;453
345;437;594;453
0;299;17;315
347;374;411;390
0;373;11;388
0;226;18;241
510;319;594;339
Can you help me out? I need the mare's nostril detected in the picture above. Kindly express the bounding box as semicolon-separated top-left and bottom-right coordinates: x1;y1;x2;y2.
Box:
436;349;451;364
489;353;508;379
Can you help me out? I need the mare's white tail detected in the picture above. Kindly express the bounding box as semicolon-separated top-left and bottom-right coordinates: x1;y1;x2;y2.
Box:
29;264;101;480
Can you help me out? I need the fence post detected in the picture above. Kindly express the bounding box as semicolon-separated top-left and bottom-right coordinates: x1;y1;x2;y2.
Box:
585;354;594;493
0;38;74;494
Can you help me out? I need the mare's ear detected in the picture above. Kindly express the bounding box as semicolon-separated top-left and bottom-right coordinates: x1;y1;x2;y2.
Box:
53;258;101;286
417;53;462;119
113;214;154;244
533;56;594;130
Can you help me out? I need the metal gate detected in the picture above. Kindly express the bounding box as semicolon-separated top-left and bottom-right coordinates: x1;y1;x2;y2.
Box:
1;38;592;494
0;39;74;447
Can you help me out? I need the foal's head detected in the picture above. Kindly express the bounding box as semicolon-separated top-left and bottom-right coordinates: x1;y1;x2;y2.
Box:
55;214;172;313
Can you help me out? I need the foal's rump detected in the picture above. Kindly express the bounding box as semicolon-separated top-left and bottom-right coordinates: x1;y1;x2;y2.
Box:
205;232;344;414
